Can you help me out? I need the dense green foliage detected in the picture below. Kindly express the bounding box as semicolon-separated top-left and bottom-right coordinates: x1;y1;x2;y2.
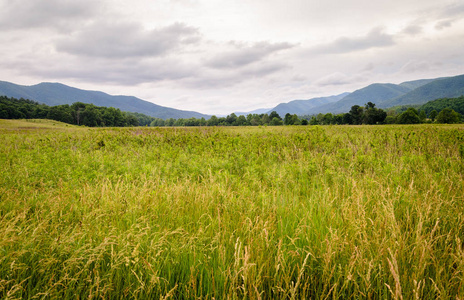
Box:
1;120;464;298
420;96;464;116
436;108;462;124
2;95;463;128
0;96;146;127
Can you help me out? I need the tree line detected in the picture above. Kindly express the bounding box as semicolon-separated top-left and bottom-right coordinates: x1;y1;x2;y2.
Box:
0;96;145;127
1;96;462;127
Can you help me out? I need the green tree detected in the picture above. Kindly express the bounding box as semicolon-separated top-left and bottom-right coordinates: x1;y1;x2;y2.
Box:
291;114;300;125
165;118;175;126
270;117;283;126
321;113;333;125
363;102;387;125
150;118;165;127
429;110;438;121
235;115;247;126
419;110;427;122
269;111;282;121
384;115;397;124
342;113;353;125
397;108;421;124
226;113;237;125
349;105;364;125
436;108;461;124
207;115;219;126
261;114;271;125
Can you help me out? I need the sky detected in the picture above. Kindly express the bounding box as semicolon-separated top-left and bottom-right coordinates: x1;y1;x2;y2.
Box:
1;0;464;115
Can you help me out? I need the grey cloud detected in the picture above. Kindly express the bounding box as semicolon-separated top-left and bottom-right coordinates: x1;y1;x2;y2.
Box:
310;27;395;54
0;0;96;30
56;22;200;58
435;20;452;30
401;24;423;36
5;55;197;86
178;61;288;89
432;3;464;31
206;41;294;69
440;3;464;19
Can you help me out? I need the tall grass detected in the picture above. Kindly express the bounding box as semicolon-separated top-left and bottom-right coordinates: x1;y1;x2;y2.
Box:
0;121;463;298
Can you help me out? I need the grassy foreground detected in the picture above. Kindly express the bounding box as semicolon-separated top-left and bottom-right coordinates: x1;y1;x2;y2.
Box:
0;120;463;299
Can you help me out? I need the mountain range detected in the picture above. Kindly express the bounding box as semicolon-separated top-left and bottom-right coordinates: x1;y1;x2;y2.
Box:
1;73;464;119
257;74;464;116
0;81;209;120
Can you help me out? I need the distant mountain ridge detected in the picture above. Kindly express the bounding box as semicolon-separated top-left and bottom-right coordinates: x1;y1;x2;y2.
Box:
0;81;210;120
309;84;411;115
268;93;349;116
275;74;464;116
379;74;464;107
1;73;464;118
247;76;453;116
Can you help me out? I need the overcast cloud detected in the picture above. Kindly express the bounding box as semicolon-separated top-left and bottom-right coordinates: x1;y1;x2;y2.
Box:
1;0;464;114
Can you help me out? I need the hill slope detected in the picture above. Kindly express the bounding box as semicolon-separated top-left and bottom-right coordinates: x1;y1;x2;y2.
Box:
0;81;209;120
380;74;464;107
398;78;439;90
309;83;411;115
268;93;349;116
419;96;464;115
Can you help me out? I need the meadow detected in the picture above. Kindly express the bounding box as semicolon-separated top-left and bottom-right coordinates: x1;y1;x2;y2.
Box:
0;119;463;299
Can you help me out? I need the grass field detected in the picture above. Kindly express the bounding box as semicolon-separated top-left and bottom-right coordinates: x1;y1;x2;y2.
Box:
1;119;463;299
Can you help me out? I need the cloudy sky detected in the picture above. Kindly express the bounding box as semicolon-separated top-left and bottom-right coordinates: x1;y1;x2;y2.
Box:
1;0;464;115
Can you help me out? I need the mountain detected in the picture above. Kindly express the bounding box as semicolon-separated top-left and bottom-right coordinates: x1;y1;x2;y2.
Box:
380;74;464;107
234;107;273;116
308;83;412;115
0;81;210;120
398;78;440;90
268;93;349;116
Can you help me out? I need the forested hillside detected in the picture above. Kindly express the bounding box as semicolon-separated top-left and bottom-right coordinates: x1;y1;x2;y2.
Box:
0;81;210;120
419;96;464;116
380;74;464;107
0;96;153;126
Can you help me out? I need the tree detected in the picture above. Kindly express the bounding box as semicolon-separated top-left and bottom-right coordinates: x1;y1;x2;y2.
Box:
365;102;375;109
436;108;461;124
235;115;247;126
342;113;353;125
308;117;317;125
419;110;427;122
165;118;175;126
321;113;333;125
429;110;438;121
150;118;165;127
291;114;300;125
207;115;219;126
270;117;283;125
349;105;364;125
282;113;292;125
269;111;282;121
397;108;420;124
363;103;387;125
384;115;397;124
333;114;344;125
226;113;237;125
125;114;139;126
